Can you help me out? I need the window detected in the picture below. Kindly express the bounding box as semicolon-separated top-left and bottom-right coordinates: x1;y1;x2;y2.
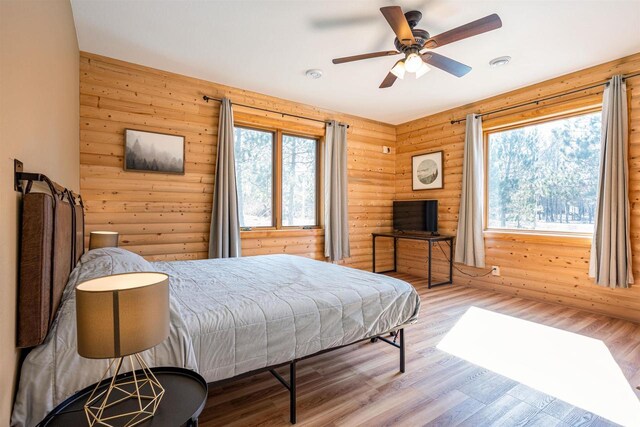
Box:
282;135;318;226
234;127;274;227
486;111;601;234
234;126;319;229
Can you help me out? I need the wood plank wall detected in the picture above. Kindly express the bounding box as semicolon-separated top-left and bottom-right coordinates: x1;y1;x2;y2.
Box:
79;52;395;271
395;52;640;322
81;51;640;322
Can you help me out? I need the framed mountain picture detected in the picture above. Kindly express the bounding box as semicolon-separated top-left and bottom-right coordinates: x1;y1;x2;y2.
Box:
124;129;185;174
412;151;443;190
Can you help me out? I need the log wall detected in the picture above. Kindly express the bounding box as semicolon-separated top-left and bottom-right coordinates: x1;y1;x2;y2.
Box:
80;51;640;321
395;52;640;322
80;52;395;270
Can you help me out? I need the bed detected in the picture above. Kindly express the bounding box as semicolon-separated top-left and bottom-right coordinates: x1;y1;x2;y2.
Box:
11;172;420;427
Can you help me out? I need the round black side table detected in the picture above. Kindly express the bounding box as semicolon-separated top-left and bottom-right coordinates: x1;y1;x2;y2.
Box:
38;367;207;427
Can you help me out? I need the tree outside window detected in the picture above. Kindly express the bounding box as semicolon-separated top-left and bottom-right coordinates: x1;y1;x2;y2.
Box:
487;111;601;233
234;127;319;229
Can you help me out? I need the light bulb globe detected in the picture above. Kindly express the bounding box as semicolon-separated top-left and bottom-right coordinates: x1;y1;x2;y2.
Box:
390;60;406;79
404;53;423;73
416;62;431;79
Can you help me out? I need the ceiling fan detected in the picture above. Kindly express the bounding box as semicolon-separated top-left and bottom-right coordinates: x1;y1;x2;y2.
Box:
332;6;502;88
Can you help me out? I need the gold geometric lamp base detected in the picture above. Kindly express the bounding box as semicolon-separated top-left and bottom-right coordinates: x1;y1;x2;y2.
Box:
85;354;165;427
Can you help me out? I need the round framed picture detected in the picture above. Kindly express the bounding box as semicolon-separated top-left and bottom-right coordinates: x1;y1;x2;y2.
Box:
412;151;443;190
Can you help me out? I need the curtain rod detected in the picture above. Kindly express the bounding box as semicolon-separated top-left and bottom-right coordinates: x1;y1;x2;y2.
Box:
450;71;640;125
203;95;350;128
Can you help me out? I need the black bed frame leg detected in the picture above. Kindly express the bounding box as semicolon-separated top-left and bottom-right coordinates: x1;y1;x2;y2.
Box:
399;328;405;373
290;361;297;424
371;328;406;373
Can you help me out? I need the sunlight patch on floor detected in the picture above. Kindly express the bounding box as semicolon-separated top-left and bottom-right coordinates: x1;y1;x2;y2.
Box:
437;306;640;426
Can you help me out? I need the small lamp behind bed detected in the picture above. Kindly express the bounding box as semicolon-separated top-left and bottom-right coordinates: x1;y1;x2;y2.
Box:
89;231;119;250
76;272;170;426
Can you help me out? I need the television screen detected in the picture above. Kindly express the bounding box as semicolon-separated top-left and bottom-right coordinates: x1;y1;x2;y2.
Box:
393;200;438;233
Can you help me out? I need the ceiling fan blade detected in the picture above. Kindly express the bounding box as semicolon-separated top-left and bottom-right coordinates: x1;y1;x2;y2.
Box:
379;72;398;89
380;6;416;46
332;50;400;64
424;13;502;48
422;52;471;77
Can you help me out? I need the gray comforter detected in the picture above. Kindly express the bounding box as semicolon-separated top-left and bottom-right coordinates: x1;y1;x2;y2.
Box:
12;248;420;427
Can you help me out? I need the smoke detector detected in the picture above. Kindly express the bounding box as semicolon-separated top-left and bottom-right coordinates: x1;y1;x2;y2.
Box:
305;69;323;79
489;56;511;68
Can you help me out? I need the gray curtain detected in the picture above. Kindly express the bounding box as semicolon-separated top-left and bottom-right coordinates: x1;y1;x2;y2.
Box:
589;75;633;288
324;121;350;261
454;113;485;268
209;98;241;258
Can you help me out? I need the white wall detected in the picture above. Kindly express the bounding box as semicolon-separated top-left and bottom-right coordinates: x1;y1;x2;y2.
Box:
0;1;79;423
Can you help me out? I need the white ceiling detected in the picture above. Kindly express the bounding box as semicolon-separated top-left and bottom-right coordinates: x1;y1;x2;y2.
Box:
70;0;640;125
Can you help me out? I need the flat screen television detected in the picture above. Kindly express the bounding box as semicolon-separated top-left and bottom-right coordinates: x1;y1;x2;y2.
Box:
393;200;438;234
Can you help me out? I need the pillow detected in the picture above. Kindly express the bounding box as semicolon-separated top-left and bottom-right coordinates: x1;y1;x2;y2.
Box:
72;247;156;285
49;248;157;341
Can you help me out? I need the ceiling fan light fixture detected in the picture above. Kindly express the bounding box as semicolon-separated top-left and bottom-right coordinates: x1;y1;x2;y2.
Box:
415;62;431;79
390;60;406;79
331;7;502;89
404;52;423;73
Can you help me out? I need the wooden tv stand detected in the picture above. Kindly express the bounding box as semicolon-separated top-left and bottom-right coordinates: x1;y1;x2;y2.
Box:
372;232;454;289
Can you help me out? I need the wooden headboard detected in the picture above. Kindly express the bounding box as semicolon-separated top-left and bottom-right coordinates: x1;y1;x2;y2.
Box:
16;170;84;348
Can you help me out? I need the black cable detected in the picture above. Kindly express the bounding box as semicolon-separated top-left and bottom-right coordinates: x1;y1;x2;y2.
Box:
435;241;494;278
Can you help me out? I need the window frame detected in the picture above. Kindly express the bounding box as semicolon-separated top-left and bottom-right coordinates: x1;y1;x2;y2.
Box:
233;123;322;231
483;107;602;237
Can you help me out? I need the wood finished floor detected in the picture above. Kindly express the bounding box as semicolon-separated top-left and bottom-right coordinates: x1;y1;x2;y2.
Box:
200;274;640;427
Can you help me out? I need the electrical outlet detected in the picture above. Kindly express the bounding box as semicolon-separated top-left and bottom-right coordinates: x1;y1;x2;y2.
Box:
382;146;391;154
491;266;500;276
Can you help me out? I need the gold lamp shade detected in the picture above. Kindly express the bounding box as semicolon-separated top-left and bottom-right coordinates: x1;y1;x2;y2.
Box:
76;272;170;358
89;231;119;250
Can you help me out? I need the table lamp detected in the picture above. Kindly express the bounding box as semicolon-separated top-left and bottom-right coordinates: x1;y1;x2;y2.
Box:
76;272;170;426
89;231;119;250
